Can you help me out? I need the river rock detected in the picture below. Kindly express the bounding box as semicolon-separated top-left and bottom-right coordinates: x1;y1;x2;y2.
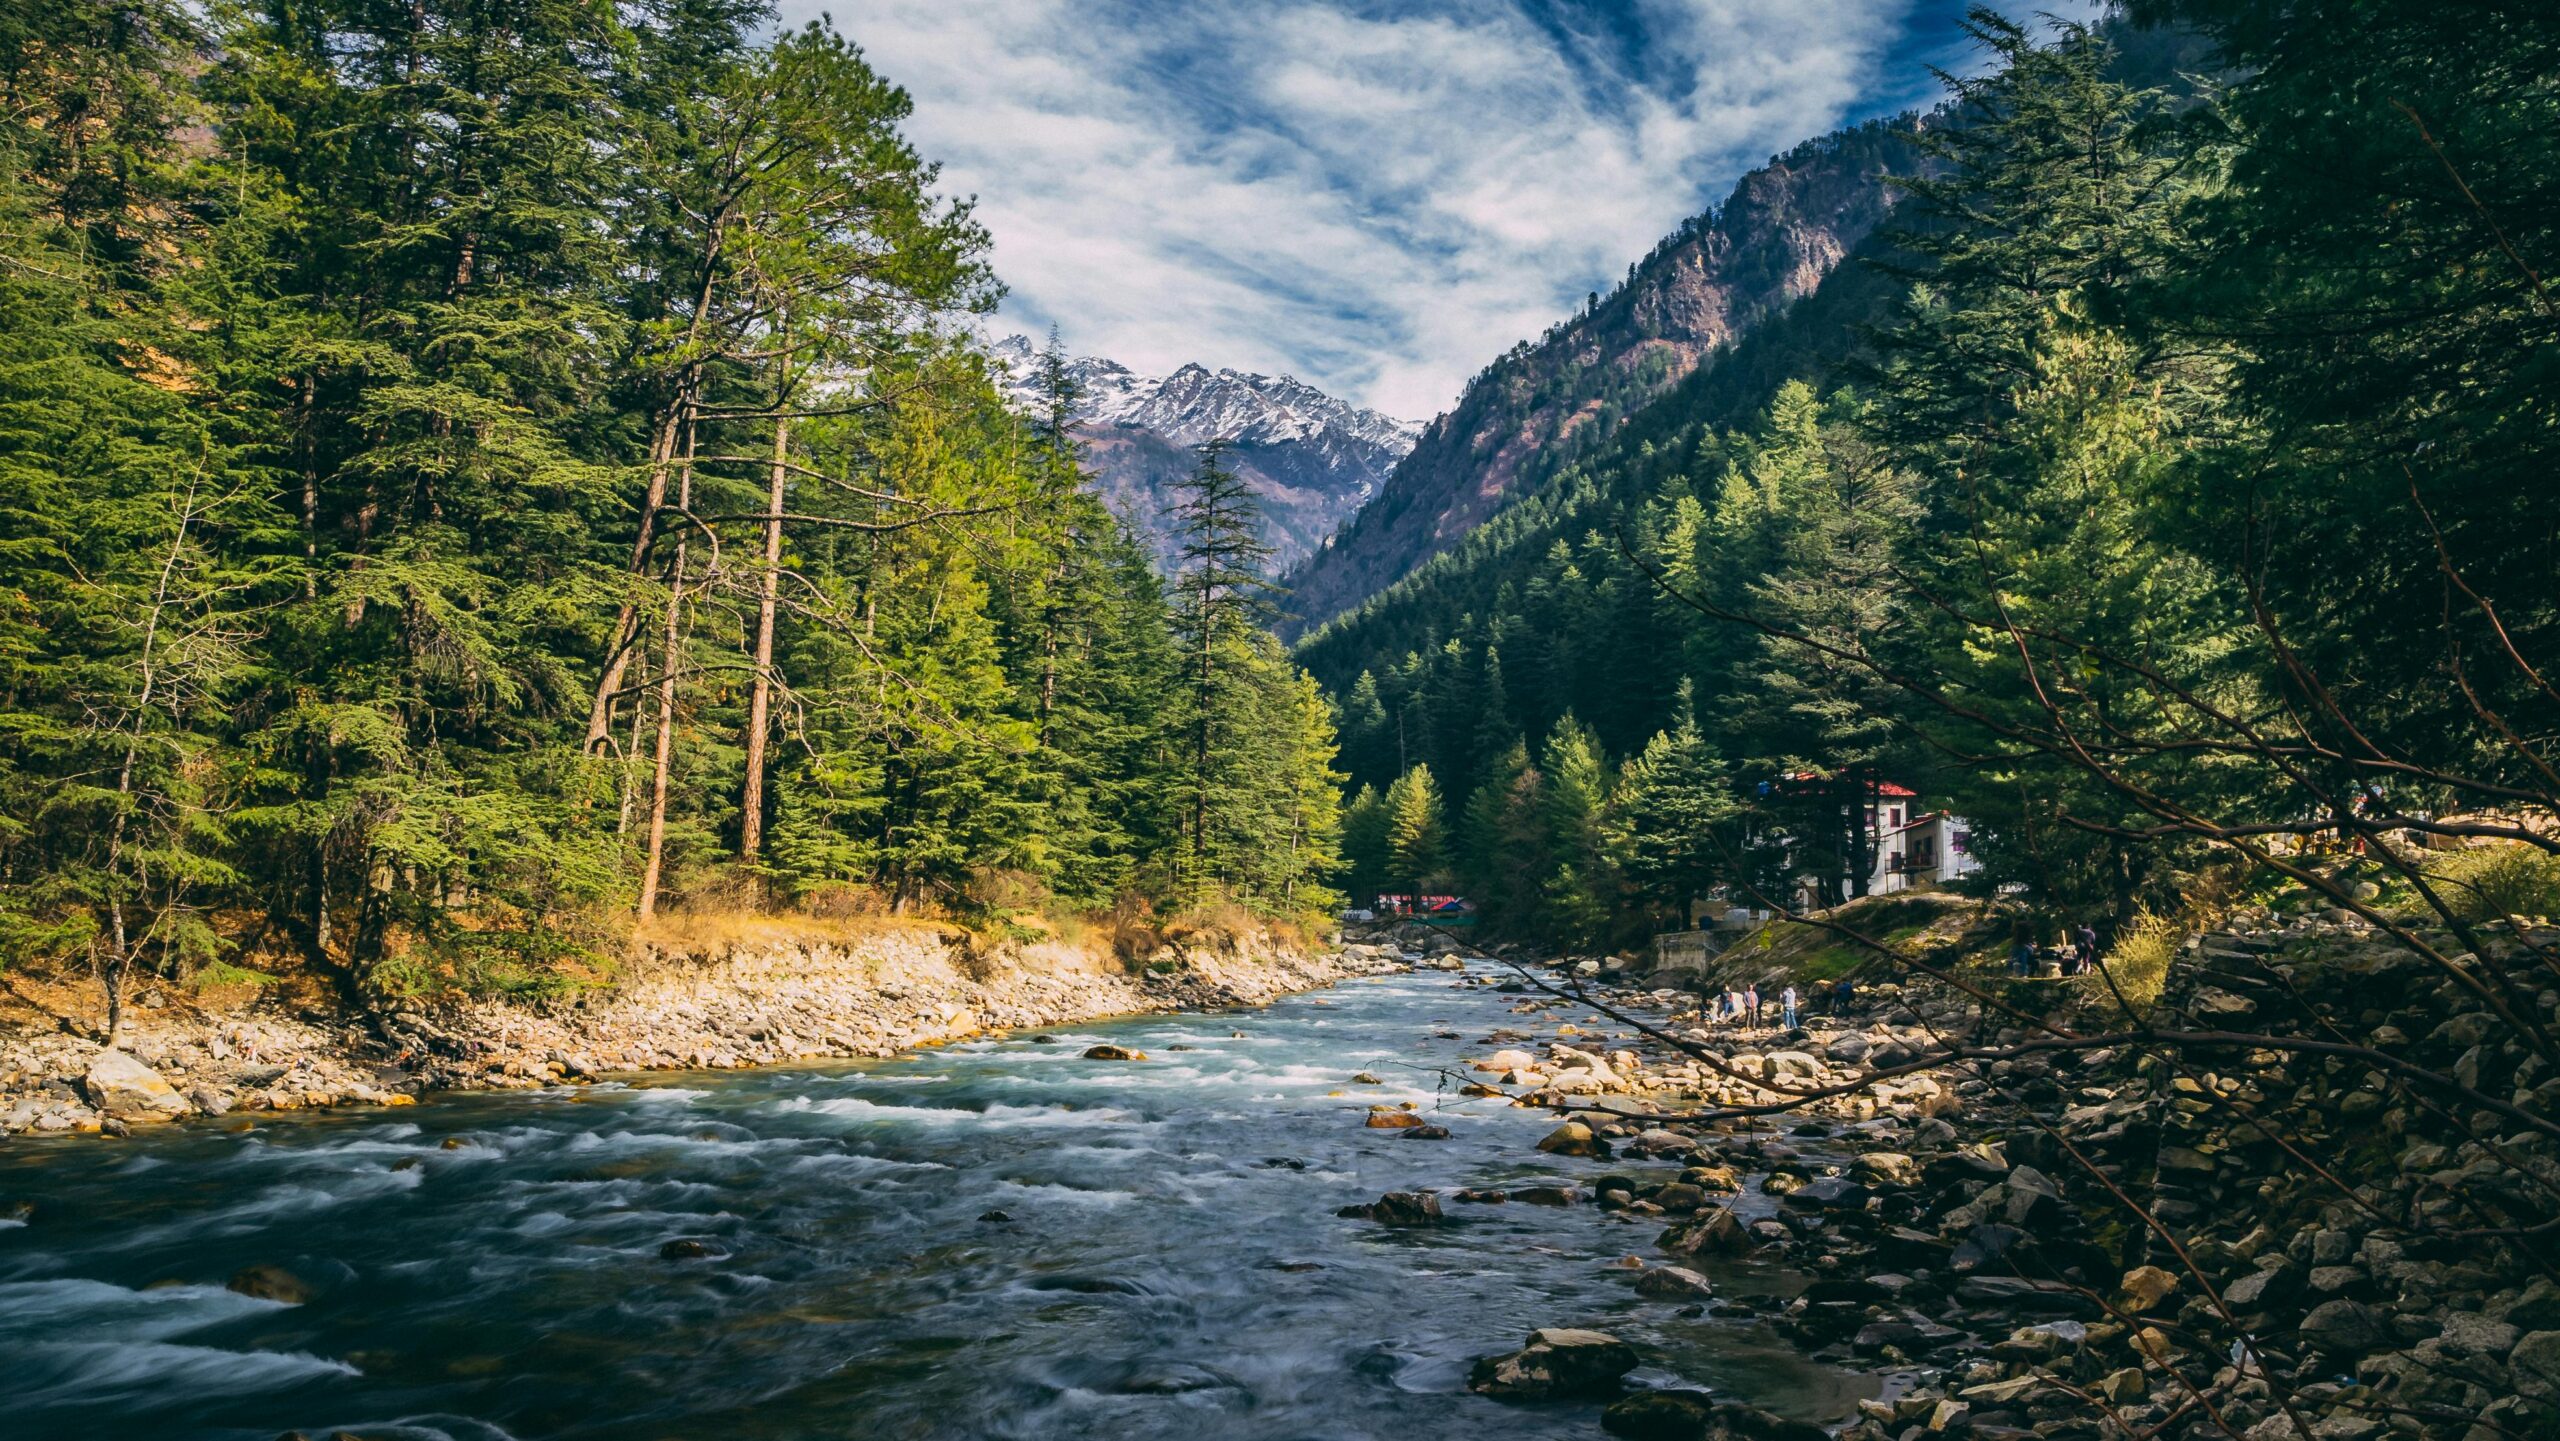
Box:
2437;1311;2519;1358
1512;1184;1583;1206
1337;1191;1444;1226
227;1264;312;1303
2299;1298;2392;1358
2511;1330;2560;1400
82;1050;190;1121
2116;1264;2179;1314
1633;1264;1715;1299
1649;1182;1709;1214
1848;1152;1918;1188
1403;1123;1453;1140
1366;1108;1426;1129
1599;1389;1828;1441
1536;1121;1611;1158
1779;1176;1868;1210
1659;1208;1749;1256
1626;1127;1698;1158
1081;1044;1144;1061
1467;1327;1639;1401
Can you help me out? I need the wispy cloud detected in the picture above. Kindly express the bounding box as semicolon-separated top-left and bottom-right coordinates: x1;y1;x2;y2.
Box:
806;0;2099;418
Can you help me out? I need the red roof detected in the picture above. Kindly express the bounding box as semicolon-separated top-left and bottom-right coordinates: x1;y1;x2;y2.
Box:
1778;771;1919;797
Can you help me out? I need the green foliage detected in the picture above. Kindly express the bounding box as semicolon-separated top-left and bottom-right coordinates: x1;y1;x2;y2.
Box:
0;0;1343;1013
2422;847;2560;925
1382;765;1445;895
2086;908;2183;1015
1305;4;2560;959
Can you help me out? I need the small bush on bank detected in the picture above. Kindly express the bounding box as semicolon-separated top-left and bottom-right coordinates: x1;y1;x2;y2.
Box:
2423;844;2560;922
2087;908;2183;1015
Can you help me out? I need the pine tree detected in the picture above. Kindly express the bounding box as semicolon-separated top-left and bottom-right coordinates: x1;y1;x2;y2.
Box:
1383;765;1446;903
1165;438;1275;900
1608;685;1733;928
1340;785;1391;910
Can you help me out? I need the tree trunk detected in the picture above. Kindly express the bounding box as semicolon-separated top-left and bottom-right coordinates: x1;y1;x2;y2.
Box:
617;630;649;837
585;397;690;751
297;373;319;598
637;425;697;922
739;416;790;862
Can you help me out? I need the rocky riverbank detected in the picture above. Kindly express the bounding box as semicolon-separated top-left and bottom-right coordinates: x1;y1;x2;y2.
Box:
0;921;1391;1139
1339;918;2559;1441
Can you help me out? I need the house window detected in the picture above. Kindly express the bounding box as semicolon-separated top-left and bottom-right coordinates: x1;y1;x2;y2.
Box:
1890;807;1904;826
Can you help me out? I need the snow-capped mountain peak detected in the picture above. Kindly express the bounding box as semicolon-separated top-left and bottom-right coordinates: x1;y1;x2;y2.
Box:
985;334;1421;573
989;336;1420;455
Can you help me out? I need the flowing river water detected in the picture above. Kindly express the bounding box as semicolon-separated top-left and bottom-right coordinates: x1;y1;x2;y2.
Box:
0;961;1872;1440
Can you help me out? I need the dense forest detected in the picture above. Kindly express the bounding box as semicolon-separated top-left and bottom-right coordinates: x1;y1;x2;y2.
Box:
1310;3;2560;951
0;0;1345;1020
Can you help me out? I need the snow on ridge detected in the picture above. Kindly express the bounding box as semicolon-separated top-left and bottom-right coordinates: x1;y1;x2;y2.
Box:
988;335;1421;459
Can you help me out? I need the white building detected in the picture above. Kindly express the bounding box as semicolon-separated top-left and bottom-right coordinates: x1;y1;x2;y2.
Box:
1870;808;1982;894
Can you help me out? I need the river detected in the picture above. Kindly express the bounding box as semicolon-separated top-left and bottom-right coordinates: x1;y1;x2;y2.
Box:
0;960;1869;1440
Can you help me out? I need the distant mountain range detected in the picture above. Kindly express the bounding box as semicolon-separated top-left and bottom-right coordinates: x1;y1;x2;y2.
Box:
990;336;1419;573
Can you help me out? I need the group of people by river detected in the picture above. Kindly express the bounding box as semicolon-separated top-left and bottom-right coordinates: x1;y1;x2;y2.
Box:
1703;978;1859;1034
2009;921;2103;978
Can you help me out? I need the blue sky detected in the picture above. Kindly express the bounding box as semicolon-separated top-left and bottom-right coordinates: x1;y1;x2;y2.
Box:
811;0;2104;419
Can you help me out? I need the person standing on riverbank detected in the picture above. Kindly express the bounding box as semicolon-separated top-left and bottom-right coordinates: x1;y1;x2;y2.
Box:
1780;984;1799;1030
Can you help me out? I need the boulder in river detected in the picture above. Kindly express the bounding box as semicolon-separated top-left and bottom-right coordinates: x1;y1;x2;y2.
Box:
1081;1044;1145;1061
1365;1108;1426;1129
1336;1191;1444;1226
1403;1123;1453;1140
82;1050;190;1121
1535;1120;1610;1158
1658;1208;1749;1257
1512;1184;1583;1207
1779;1176;1868;1211
1467;1327;1639;1401
226;1264;312;1303
1633;1264;1715;1299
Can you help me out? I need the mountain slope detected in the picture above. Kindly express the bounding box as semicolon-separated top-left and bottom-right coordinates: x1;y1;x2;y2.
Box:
991;337;1418;571
1281;119;1919;631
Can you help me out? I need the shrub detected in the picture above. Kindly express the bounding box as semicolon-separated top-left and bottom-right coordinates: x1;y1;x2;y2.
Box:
2087;908;2182;1015
2422;844;2560;922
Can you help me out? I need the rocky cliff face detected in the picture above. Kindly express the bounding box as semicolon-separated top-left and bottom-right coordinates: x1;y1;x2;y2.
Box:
1282;119;1917;631
990;336;1419;572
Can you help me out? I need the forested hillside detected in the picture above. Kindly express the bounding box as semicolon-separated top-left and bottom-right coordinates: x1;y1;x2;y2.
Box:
0;0;1344;1020
1313;4;2560;957
1281;120;1922;633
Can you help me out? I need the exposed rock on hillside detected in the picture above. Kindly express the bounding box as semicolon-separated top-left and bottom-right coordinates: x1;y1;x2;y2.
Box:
1283;121;1917;630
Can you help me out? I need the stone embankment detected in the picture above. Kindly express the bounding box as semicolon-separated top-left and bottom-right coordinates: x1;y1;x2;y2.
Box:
1347;917;2559;1441
0;922;1389;1138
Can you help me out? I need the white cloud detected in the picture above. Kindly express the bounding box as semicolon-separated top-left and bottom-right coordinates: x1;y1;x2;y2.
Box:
801;0;2071;419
